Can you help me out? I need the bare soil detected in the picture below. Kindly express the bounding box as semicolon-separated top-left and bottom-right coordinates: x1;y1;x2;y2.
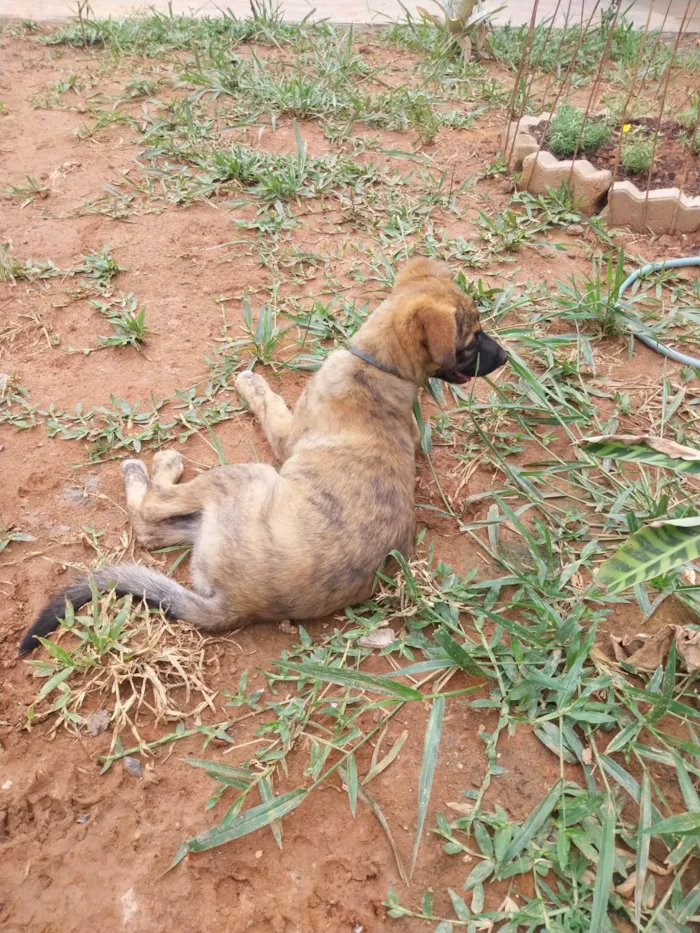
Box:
0;25;697;933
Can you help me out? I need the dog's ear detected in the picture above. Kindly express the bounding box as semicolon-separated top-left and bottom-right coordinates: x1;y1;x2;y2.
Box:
419;303;457;371
394;257;452;291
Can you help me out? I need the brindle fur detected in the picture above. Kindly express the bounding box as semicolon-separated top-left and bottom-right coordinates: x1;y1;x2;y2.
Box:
20;258;503;652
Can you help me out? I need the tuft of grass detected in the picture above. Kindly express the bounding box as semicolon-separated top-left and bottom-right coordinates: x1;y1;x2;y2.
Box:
621;129;653;174
87;292;152;352
25;588;217;745
547;104;612;158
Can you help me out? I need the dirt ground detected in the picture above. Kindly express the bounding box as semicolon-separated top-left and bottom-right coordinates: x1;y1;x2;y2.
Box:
0;20;698;933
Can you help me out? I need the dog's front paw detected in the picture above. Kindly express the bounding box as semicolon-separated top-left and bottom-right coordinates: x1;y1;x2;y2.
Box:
236;370;269;408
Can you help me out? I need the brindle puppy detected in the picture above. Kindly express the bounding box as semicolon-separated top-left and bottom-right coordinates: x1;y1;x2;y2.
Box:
19;258;507;654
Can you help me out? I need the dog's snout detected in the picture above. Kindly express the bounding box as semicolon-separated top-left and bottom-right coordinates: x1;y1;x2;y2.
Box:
474;331;507;376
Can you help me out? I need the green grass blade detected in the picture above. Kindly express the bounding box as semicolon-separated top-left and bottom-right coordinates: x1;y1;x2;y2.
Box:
635;772;651;929
641;812;700;835
502;779;563;865
278;660;423;700
590;795;616;933
597;518;700;594
580;435;700;476
411;694;445;879
433;626;490;679
259;775;282;849
181;789;307;856
346;752;358;818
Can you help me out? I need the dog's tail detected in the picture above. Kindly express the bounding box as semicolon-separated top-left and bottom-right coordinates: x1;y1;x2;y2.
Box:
18;563;225;656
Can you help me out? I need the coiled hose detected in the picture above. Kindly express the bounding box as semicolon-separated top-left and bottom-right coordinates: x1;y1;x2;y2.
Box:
618;257;700;368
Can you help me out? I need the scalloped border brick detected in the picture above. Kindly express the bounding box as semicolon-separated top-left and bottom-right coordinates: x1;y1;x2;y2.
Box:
607;180;700;234
520;151;612;215
500;114;550;170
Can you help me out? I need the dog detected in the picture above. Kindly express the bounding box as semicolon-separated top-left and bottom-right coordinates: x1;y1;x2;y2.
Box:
19;258;507;654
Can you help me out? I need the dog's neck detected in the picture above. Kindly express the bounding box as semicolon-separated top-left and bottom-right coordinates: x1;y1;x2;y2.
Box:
349;334;425;386
348;345;406;381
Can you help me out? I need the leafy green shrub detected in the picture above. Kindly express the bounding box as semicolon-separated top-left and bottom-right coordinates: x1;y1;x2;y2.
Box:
621;131;653;174
547;104;612;158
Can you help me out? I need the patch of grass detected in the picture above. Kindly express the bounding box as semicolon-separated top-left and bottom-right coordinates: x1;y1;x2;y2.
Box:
26;589;217;744
31;74;83;109
0;241;60;282
40;1;325;55
78;245;125;293
556;248;629;337
621;129;653;174
547;104;612;158
488;12;672;82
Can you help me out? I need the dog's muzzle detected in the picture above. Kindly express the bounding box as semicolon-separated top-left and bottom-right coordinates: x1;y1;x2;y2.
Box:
435;331;508;384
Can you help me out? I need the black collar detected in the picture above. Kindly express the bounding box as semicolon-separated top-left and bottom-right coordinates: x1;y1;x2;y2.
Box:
348;345;406;380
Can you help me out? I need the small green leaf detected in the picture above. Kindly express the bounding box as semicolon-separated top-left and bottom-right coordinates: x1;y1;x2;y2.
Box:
605;722;642;755
36;665;74;702
463;858;494;891
259;775;282;849
502;780;563;864
363;729;408;785
447;888;470;921
641;812;700;835
433;627;490;678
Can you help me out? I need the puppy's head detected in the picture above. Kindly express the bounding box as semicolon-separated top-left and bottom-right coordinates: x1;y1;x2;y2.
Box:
392;258;507;385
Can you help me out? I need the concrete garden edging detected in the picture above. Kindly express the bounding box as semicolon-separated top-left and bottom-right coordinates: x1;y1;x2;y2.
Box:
501;113;700;233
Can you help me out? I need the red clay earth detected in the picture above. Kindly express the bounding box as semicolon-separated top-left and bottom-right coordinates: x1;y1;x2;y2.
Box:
0;23;698;933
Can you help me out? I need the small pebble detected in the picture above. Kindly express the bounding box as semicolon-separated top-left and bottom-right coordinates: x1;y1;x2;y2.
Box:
77;814;89;824
123;757;143;778
1;780;12;791
255;850;263;859
566;223;585;236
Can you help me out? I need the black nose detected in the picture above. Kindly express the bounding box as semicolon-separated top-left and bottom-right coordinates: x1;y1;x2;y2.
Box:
473;332;507;376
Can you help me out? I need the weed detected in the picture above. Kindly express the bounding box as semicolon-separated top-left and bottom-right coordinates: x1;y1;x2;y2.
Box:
87;292;151;352
0;242;60;282
78;245;124;293
621;129;653;174
0;522;35;554
2;175;49;206
31;74;83;109
481;152;507;177
556;249;629;337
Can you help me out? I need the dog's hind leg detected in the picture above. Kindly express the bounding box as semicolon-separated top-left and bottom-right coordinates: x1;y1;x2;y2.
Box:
122;454;203;549
236;370;294;461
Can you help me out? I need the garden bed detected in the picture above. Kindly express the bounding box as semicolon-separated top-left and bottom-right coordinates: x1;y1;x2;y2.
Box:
505;104;700;231
527;112;700;196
